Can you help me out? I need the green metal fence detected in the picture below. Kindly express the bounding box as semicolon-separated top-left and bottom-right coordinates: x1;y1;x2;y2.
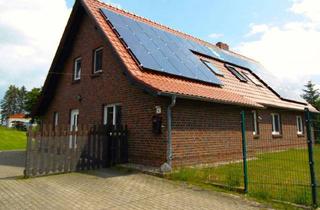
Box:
169;108;320;207
243;109;314;206
309;109;320;207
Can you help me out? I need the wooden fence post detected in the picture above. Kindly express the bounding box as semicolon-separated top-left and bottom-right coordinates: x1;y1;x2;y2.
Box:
24;128;33;178
25;123;128;177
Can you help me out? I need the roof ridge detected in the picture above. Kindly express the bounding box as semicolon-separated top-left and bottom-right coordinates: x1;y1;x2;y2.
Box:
94;0;258;63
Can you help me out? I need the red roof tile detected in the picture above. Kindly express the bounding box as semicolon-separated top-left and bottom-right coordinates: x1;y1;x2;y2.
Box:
79;0;318;112
8;114;26;119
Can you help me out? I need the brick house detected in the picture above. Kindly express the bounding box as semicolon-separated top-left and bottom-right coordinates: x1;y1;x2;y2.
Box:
33;0;317;169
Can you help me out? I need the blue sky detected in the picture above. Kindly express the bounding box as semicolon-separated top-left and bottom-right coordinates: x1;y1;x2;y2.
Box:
0;0;319;104
67;0;298;46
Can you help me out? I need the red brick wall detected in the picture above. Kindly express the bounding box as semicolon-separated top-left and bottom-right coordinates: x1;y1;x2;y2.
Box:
42;13;168;167
246;108;306;154
171;99;307;167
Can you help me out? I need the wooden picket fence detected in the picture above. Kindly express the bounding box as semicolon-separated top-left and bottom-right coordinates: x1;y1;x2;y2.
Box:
24;124;128;178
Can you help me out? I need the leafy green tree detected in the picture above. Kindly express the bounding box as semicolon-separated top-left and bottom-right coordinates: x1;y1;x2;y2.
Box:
0;85;40;123
17;86;27;113
24;88;42;115
0;85;21;121
301;81;320;107
301;81;320;143
316;99;320;111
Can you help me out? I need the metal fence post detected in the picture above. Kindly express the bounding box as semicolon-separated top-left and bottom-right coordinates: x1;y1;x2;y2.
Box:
240;110;248;193
305;108;317;207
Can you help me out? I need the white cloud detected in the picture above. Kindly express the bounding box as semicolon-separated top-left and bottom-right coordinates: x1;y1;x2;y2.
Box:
236;0;320;101
0;0;71;98
245;24;269;37
208;33;224;39
290;0;320;23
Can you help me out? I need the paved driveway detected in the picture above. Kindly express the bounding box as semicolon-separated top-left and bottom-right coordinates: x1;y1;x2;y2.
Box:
0;151;268;210
0;150;25;179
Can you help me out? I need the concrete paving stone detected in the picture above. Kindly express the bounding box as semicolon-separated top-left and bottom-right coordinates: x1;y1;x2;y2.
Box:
0;151;270;210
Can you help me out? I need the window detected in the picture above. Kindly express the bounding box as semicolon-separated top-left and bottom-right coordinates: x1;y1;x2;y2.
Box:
296;116;304;135
271;113;281;135
73;57;81;80
252;110;259;135
103;104;122;127
201;59;224;76
93;47;103;73
241;71;262;86
70;109;79;131
225;64;247;82
53;112;59;129
69;109;79;149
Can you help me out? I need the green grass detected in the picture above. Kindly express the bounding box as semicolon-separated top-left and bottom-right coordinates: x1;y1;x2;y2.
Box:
0;126;27;150
168;147;320;207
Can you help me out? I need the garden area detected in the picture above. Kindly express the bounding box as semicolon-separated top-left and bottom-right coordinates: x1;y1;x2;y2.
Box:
168;147;320;206
0;126;27;151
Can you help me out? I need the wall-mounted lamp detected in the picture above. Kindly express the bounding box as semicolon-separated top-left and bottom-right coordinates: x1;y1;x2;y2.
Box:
76;94;82;102
155;106;162;114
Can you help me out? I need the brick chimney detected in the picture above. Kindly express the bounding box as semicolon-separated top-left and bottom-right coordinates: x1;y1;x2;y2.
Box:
216;42;229;51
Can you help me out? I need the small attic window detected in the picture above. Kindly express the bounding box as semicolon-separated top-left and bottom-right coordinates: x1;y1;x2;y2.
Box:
201;59;224;76
241;70;263;86
225;64;247;82
73;57;82;81
93;47;103;73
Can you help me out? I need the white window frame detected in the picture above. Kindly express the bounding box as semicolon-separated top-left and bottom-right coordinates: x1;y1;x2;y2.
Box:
69;109;79;149
103;104;120;126
296;116;303;135
271;113;281;135
74;57;82;80
54;112;59;127
70;109;79;131
93;47;103;73
252;110;258;135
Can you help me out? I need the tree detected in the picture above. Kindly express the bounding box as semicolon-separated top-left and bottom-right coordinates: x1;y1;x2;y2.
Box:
24;88;42;115
301;81;320;107
17;86;27;113
316;99;320;111
0;85;40;123
0;85;21;121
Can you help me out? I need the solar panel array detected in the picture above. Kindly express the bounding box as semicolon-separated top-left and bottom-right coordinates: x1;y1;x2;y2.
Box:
101;8;223;85
100;8;267;87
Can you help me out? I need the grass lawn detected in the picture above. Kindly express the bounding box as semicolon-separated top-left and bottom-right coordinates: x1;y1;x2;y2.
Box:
168;147;320;206
0;126;27;150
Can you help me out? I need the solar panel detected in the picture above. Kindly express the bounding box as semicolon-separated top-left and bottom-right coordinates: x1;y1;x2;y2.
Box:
225;64;248;82
100;8;222;86
201;60;224;76
241;70;262;86
101;8;280;91
101;8;308;102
